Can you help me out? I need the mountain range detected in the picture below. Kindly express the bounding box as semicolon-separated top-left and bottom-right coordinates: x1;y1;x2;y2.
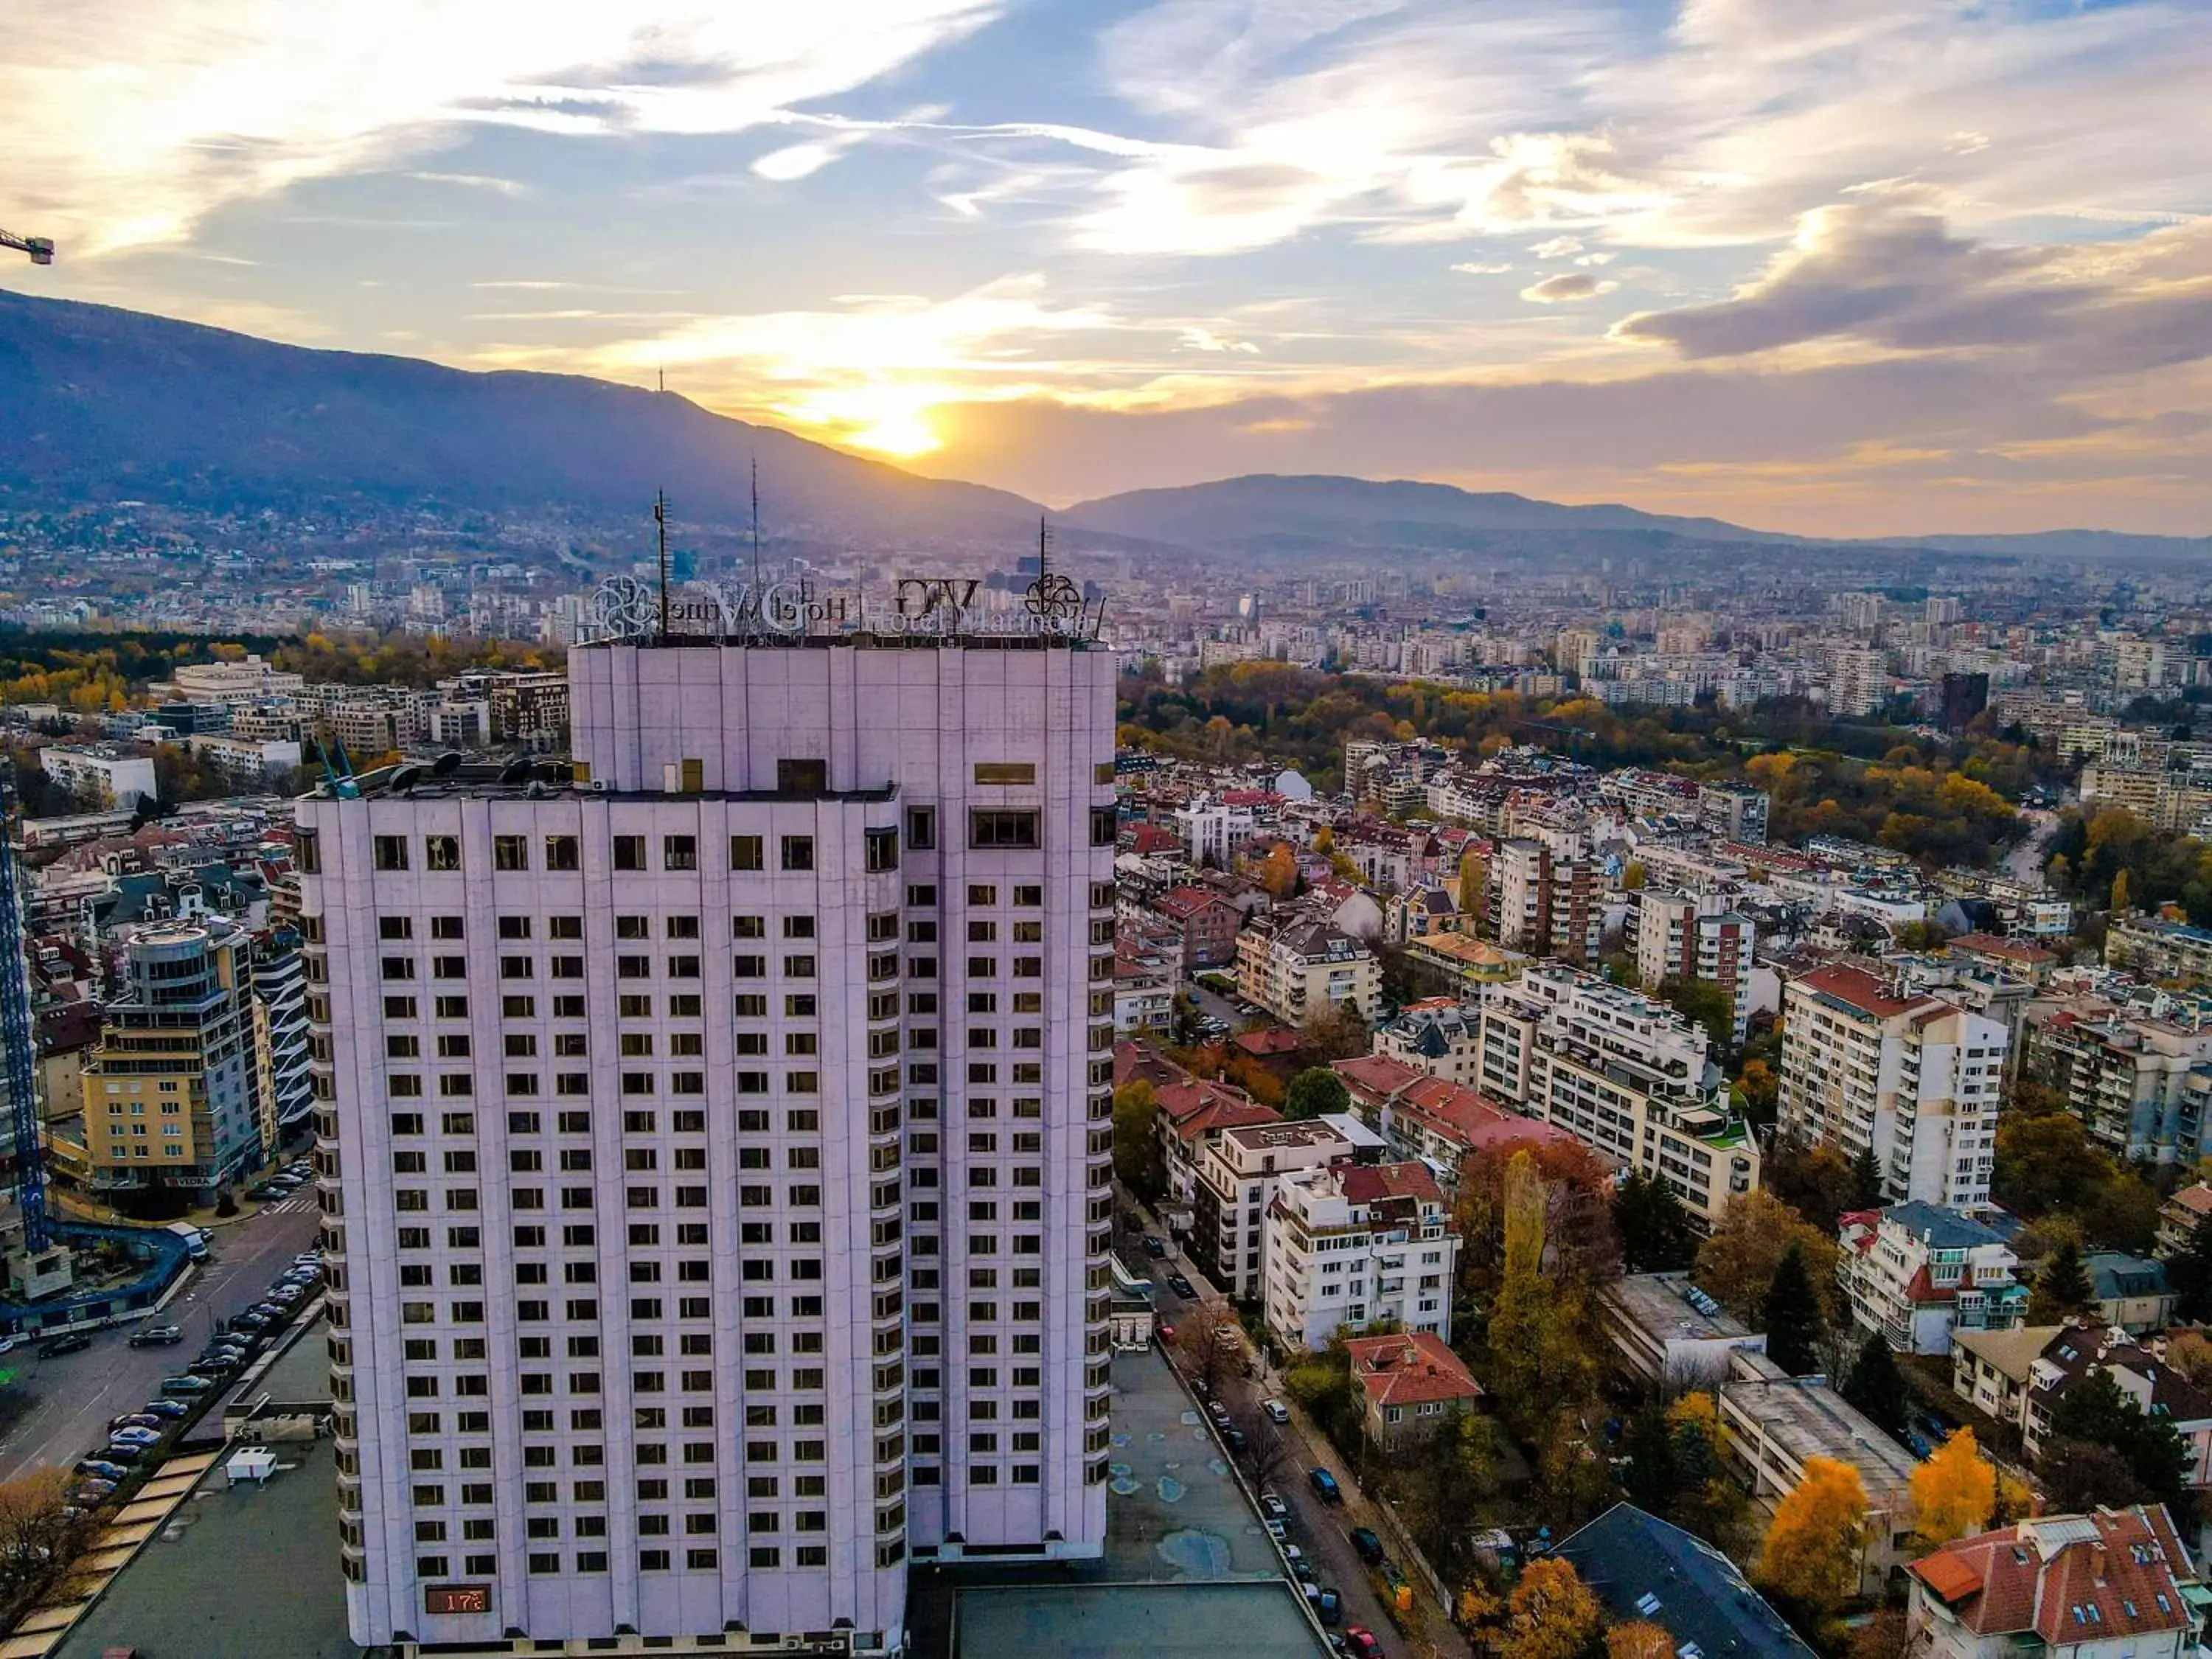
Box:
2;286;2203;564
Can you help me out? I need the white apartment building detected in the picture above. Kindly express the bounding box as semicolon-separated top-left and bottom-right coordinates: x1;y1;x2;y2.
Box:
1265;1161;1461;1352
1778;963;2006;1211
1234;916;1380;1024
167;653;307;705
41;744;157;807
299;634;1119;1655
1835;1202;2025;1355
1476;967;1760;1227
1635;889;1755;1043
1188;1116;1380;1298
1174;796;1256;869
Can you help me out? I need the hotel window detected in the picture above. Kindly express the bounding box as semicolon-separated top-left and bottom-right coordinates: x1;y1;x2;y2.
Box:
493;835;529;871
664;836;698;872
970;811;1038;850
373;836;410;872
906;807;936;851
780;836;815;873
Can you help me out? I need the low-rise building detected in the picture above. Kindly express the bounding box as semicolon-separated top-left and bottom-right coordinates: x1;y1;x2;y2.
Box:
1404;931;1528;992
2024;1326;2212;1482
1557;1505;1814;1659
1950;1324;2065;1428
1155;886;1242;970
1265;1160;1461;1352
1478;966;1760;1227
1372;998;1484;1087
2156;1181;2212;1258
2085;1252;2177;1334
1332;1051;1577;1192
1836;1203;2025;1355
1344;1331;1482;1447
1907;1507;2199;1659
1236;914;1381;1025
1599;1273;1770;1388
41;744;158;807
1946;933;2061;989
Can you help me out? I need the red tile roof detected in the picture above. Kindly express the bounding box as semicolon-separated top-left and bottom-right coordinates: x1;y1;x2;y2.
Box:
1950;932;2059;966
1338;1161;1444;1206
1346;1331;1483;1411
1231;1028;1302;1057
1908;1506;2196;1642
1332;1053;1425;1100
1797;962;1939;1020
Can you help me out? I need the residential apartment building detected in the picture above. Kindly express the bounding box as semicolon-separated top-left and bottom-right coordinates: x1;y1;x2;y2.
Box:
1332;1051;1573;1194
1234;915;1380;1025
1371;999;1482;1088
2107;914;2212;984
1835;1203;2025;1355
80;919;266;1201
1635;889;1756;1042
1907;1506;2199;1659
2023;1328;2212;1479
298;636;1119;1654
1486;837;1598;966
1265;1161;1461;1352
1778;963;2006;1211
41;744;158;808
251;934;316;1138
2020;1003;2212;1164
1188;1116;1378;1298
1174;796;1256;869
1476;967;1760;1227
1152;886;1241;970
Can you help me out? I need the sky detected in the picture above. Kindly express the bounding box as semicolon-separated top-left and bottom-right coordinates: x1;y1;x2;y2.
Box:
6;0;2212;535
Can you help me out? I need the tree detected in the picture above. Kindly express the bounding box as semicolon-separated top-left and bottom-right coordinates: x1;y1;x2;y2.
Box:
1841;1331;1910;1440
1663;977;1736;1056
1607;1625;1672;1659
1173;1301;1244;1399
1458;1138;1623;1294
1486;1152;1601;1432
1735;1057;1779;1127
1696;1190;1841;1326
1849;1143;1884;1209
1300;1001;1370;1062
2110;867;2132;914
1499;1557;1602;1659
1261;843;1299;899
1621;1402;1681;1514
1458;850;1489;919
1848;1610;1910;1659
1615;1170;1696;1273
2027;1237;2095;1325
1664;1391;1752;1551
1911;1427;1997;1546
1112;1082;1166;1206
2047;1368;2193;1513
1284;1066;1352;1122
1756;1456;1868;1620
1622;860;1647;893
2039;1438;2152;1514
1993;1109;2108;1220
1762;1139;1862;1234
1761;1242;1826;1377
1170;991;1203;1049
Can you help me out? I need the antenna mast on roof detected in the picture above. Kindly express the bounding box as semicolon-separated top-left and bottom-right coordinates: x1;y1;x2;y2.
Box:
1037;512;1051;583
654;489;670;641
751;458;762;589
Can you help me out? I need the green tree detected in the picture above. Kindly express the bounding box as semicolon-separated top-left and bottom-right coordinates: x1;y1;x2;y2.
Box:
1615;1170;1696;1273
1111;1082;1166;1206
1283;1066;1352;1122
2168;1220;2212;1325
1850;1144;1884;1209
1170;991;1203;1048
2027;1237;2095;1325
1621;1402;1681;1515
1761;1242;1826;1376
1841;1330;1910;1440
2047;1368;2194;1514
1663;977;1736;1056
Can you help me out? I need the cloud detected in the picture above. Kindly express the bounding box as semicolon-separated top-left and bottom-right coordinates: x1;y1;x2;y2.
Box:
1529;236;1584;258
0;1;1005;252
1178;327;1262;354
1450;262;1512;274
1521;273;1615;303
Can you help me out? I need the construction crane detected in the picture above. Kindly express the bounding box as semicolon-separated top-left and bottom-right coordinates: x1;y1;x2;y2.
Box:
0;768;48;1252
1;229;55;265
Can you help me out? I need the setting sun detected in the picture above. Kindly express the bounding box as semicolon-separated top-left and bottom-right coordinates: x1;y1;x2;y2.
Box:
781;383;947;459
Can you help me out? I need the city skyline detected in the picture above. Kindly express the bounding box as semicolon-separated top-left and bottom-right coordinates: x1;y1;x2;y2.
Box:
9;0;2212;535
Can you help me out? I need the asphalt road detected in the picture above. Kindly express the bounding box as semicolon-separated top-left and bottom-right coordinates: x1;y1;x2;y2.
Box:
0;1197;324;1483
2004;808;2062;887
1157;1238;1469;1659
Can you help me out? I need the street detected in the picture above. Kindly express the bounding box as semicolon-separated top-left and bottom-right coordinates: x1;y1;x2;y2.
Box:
2004;808;2061;886
0;1200;324;1483
1152;1233;1470;1659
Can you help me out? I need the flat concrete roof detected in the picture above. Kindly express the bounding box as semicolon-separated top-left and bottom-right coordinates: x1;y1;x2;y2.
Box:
52;1435;358;1659
1608;1273;1756;1344
956;1580;1321;1659
1719;1377;1918;1506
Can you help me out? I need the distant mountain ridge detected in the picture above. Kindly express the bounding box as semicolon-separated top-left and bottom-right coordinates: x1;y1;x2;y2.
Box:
0;288;1037;545
1;288;2202;563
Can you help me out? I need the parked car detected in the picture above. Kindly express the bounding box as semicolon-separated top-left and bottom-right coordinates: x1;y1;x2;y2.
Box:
140;1399;187;1419
127;1325;183;1348
1141;1236;1166;1259
1262;1399;1290;1425
292;1252;321;1267
1348;1526;1385;1565
1291;1559;1318;1586
1308;1467;1341;1503
1345;1627;1383;1659
1223;1427;1248;1454
1281;1543;1307;1568
245;1185;279;1201
108;1414;161;1432
1264;1517;1287;1541
66;1480;115;1503
1310;1587;1343;1625
37;1332;91;1360
1165;1273;1196;1299
1207;1399;1232;1426
91;1443;141;1463
1259;1493;1290;1521
108;1427;161;1448
75;1458;130;1481
159;1375;212;1395
1155;1323;1175;1345
229;1312;269;1332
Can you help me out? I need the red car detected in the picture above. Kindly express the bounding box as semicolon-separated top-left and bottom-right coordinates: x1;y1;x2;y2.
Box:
1156;1324;1175;1345
1345;1627;1383;1659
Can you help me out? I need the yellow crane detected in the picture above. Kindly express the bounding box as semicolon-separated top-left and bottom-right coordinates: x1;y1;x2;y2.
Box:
1;229;55;265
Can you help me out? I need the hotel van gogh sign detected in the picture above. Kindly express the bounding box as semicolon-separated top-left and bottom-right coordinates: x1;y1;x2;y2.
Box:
580;571;1104;645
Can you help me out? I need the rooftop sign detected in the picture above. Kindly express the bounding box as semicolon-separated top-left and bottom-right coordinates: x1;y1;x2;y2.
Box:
579;571;1104;645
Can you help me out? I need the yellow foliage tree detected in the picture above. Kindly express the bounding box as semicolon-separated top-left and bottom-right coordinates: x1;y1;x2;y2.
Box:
1694;1189;1841;1324
1500;1558;1602;1659
2111;868;2132;914
1757;1455;1867;1618
1607;1623;1675;1659
1911;1427;1996;1546
1261;844;1298;899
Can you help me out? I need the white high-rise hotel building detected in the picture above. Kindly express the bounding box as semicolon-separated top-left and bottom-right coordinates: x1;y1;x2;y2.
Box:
299;631;1118;1655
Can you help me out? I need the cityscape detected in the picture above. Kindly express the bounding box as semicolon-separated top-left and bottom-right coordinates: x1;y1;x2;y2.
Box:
4;4;2212;1659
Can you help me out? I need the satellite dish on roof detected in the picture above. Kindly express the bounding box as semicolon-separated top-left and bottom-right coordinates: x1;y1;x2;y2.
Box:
388;765;422;793
431;752;463;777
498;759;529;785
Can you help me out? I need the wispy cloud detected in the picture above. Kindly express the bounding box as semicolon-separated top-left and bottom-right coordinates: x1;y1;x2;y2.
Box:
1522;273;1615;303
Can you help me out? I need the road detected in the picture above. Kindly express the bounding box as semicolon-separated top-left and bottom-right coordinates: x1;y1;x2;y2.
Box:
1154;1235;1470;1659
2005;809;2061;886
0;1198;324;1483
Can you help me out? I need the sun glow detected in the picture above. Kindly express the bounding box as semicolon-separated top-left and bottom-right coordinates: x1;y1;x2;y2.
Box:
776;382;947;459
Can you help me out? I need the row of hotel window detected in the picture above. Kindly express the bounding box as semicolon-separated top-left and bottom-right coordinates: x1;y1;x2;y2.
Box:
298;810;1113;878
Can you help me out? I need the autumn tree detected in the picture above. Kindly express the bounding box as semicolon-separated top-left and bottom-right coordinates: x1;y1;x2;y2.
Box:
1761;1139;1863;1234
1664;1391;1751;1551
1499;1557;1602;1659
1757;1455;1868;1621
1486;1152;1600;1433
1458;1138;1622;1295
1912;1428;1997;1547
1260;843;1299;899
2110;867;2132;914
1299;1001;1371;1062
1284;1066;1352;1122
1111;1082;1166;1205
1458;850;1489;920
2027;1237;2096;1325
1173;1301;1244;1399
1697;1189;1840;1326
1607;1624;1672;1659
1841;1331;1910;1440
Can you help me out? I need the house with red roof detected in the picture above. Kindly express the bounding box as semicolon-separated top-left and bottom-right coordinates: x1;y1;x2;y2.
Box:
1947;932;2062;989
1907;1506;2201;1659
1333;1051;1576;1194
1154;885;1242;969
1344;1331;1482;1446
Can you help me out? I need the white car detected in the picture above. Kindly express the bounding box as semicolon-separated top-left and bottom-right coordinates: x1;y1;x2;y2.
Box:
1264;1517;1287;1540
1262;1399;1290;1424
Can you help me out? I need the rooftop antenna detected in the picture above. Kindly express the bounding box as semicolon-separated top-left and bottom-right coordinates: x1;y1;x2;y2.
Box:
751;457;762;589
1037;512;1051;583
654;489;671;641
657;365;665;394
